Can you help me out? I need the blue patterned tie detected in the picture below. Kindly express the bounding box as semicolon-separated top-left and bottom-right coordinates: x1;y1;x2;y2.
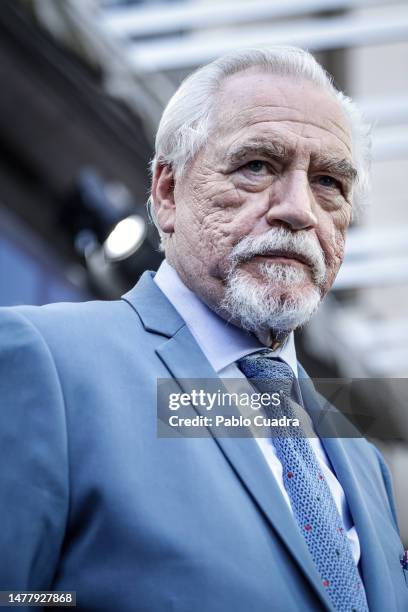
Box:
238;352;369;612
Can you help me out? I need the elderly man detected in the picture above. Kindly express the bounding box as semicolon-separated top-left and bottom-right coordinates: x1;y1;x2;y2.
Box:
0;47;406;611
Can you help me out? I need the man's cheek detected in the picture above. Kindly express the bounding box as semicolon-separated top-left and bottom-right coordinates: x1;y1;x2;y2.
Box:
201;179;244;211
324;236;346;285
202;225;237;278
200;208;234;244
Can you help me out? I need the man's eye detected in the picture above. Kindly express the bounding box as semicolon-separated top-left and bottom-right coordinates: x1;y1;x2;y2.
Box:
316;175;340;189
247;160;264;172
244;160;267;173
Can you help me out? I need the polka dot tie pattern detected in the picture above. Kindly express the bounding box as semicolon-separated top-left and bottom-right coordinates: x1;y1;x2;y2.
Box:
238;353;369;612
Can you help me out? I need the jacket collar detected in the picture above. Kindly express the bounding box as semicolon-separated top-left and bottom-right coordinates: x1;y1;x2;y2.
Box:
122;270;185;337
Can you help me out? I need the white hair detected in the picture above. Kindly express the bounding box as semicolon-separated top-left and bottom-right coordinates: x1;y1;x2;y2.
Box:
221;225;327;335
148;46;371;245
221;265;322;336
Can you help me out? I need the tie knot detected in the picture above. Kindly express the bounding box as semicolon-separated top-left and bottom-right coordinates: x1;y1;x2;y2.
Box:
238;352;294;397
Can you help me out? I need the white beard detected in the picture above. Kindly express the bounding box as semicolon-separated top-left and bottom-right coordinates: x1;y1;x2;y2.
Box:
220;228;327;336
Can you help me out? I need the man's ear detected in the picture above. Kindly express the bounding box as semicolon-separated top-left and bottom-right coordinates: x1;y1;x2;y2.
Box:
151;162;176;234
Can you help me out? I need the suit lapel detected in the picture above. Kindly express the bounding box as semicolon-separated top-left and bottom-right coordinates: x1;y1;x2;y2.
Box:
123;272;333;610
299;369;399;612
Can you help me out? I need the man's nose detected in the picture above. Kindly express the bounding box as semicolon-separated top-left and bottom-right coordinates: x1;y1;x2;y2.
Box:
265;170;318;231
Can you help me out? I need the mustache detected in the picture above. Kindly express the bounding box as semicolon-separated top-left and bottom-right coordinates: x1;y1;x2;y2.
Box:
228;227;326;285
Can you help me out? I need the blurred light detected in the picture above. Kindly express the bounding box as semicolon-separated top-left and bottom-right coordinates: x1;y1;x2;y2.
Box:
103;214;146;261
61;169;162;297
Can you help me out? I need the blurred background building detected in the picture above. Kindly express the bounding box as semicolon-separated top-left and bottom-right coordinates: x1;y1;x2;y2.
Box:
0;0;407;539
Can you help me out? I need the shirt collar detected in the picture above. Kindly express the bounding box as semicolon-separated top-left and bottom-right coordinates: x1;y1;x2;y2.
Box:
154;259;298;375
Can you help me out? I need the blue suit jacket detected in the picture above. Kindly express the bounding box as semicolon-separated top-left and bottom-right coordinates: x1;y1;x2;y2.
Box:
0;271;407;611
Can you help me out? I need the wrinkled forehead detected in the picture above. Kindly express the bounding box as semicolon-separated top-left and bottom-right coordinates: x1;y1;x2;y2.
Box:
211;69;352;156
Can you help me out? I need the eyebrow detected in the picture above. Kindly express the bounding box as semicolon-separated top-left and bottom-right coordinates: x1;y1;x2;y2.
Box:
226;140;358;184
311;155;358;183
227;141;289;164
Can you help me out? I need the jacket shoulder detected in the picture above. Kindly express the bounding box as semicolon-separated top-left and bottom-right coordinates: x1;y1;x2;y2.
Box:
1;296;147;346
2;297;129;330
0;307;69;589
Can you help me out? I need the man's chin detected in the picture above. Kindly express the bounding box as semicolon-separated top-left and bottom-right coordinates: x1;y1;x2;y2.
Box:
240;268;318;302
